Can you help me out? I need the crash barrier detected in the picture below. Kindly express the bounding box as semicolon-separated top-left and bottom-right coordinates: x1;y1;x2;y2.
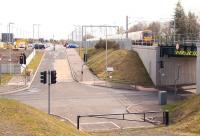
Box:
77;111;169;130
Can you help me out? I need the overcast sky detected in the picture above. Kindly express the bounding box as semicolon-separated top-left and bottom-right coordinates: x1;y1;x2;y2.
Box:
0;0;199;39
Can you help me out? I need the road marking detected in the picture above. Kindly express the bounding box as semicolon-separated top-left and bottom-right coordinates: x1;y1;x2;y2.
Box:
80;121;120;129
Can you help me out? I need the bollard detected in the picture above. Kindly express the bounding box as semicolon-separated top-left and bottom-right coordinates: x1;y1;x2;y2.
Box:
144;113;146;122
163;111;169;126
77;116;80;130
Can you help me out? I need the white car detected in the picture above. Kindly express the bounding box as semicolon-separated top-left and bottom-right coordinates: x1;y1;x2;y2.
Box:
19;44;26;48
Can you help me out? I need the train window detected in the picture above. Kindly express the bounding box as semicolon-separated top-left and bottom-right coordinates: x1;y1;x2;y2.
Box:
143;32;152;37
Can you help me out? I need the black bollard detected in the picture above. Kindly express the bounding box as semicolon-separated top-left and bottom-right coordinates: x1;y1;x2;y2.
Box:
163;110;169;126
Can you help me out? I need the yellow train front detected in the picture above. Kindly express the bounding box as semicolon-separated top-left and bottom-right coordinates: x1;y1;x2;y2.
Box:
130;30;154;46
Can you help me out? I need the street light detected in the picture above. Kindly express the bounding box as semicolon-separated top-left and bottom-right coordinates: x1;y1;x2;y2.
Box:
8;22;14;74
38;24;40;40
33;24;40;42
33;24;37;39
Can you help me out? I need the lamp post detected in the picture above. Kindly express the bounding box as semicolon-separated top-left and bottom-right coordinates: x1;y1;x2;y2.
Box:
105;27;108;78
126;16;129;39
38;24;40;40
8;22;14;74
81;25;119;81
33;24;37;40
33;24;40;42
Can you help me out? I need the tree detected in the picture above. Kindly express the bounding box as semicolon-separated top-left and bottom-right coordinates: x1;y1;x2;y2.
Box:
128;22;147;32
147;21;161;37
83;34;94;41
187;11;200;39
174;1;187;39
160;22;171;36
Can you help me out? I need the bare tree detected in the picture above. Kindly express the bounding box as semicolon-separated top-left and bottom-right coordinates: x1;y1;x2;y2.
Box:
147;21;161;37
128;22;147;32
160;22;171;36
83;34;94;41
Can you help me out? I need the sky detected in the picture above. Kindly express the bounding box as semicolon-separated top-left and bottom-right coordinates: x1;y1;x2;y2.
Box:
0;0;199;40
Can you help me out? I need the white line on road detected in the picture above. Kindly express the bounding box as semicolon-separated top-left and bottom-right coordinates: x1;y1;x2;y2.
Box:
80;121;120;129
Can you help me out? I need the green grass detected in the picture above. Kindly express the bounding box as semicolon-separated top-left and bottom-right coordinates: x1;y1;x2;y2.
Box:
26;51;43;74
77;48;153;86
0;98;88;136
0;74;13;85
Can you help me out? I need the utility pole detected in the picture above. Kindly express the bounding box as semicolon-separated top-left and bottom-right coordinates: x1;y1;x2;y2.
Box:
33;24;36;39
38;24;40;40
105;27;108;80
48;70;51;114
85;27;87;54
71;31;74;42
8;22;14;75
174;18;176;45
53;34;55;51
126;16;128;39
81;25;119;81
81;26;83;49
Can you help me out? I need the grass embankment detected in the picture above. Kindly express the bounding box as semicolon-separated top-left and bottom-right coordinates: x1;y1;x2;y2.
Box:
0;74;12;85
91;95;200;136
162;95;200;135
0;98;88;136
27;51;44;73
77;48;153;86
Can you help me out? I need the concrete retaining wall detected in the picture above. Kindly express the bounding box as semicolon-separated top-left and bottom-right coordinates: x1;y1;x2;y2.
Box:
132;45;160;86
160;57;196;86
0;49;36;74
196;43;200;94
132;45;196;86
0;63;21;74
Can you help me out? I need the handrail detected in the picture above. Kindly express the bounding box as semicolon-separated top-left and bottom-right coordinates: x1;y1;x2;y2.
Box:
76;111;169;130
65;48;79;82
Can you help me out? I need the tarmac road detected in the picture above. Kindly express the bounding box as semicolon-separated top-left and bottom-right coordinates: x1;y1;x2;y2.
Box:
3;45;165;131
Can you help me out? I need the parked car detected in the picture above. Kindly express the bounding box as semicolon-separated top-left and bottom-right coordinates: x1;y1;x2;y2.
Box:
28;44;33;48
33;43;45;49
67;44;79;48
19;44;26;48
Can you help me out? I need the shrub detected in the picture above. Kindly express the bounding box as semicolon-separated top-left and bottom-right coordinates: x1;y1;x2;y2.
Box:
95;39;119;50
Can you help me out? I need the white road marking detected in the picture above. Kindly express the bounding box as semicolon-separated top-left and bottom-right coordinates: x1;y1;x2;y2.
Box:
80;121;120;129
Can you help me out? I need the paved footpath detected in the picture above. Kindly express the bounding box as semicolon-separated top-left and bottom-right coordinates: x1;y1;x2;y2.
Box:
66;48;134;89
66;48;98;82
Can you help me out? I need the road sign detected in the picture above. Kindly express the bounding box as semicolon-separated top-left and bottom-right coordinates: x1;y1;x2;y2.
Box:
106;67;114;72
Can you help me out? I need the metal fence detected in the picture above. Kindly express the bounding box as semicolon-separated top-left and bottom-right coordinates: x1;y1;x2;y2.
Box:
77;111;169;130
155;33;200;46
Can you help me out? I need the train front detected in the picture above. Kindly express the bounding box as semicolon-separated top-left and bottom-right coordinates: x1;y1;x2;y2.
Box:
143;30;153;45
